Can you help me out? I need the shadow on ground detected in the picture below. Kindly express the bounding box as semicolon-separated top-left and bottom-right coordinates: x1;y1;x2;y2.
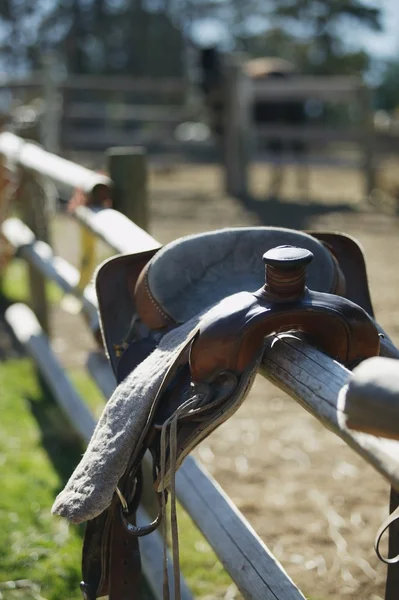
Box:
241;193;357;230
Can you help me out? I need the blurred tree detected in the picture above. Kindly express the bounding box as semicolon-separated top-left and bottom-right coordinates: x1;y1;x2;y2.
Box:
268;0;381;75
239;26;371;76
0;0;383;78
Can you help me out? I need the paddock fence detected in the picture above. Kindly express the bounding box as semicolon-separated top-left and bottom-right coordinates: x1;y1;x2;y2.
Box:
0;55;209;156
1;133;399;599
222;55;399;201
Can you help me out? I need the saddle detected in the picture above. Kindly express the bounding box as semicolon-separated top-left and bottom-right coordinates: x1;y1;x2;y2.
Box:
52;226;395;600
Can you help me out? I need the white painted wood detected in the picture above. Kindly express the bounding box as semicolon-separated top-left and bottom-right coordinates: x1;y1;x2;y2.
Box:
260;334;399;490
345;356;399;440
176;458;305;600
0;74;185;94
0;132;111;197
5;303;192;600
1;217;98;329
62;74;185;94
5;303;95;442
223;59;253;198
72;206;161;254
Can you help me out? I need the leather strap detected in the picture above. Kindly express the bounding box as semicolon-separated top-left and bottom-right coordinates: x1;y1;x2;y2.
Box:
375;503;399;564
381;488;399;600
108;501;142;600
80;511;112;599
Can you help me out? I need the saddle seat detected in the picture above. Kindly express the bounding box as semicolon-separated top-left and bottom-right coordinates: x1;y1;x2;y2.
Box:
98;227;346;376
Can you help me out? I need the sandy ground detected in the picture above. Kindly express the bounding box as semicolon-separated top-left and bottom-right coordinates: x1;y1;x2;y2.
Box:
50;159;399;600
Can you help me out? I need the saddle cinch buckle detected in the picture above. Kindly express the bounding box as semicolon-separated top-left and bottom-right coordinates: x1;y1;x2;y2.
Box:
189;245;380;384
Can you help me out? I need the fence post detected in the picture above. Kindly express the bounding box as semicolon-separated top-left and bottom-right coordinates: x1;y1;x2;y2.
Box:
19;171;50;333
223;57;253;199
106;147;149;230
41;52;62;154
358;83;376;200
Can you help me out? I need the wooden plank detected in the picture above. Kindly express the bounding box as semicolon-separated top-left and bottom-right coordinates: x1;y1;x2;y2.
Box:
66;103;188;122
223;59;253;198
260;334;399;491
1;217;98;329
71;206;161;254
62;74;185;94
255;124;362;144
5;303;192;600
86;351;306;600
254;76;361;101
345;357;399;440
176;459;305;600
5;303;95;442
0;73;42;89
107;148;149;231
0;132;111;200
63;128;175;148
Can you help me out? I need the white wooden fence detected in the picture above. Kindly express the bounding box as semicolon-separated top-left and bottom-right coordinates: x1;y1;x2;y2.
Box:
1;133;399;599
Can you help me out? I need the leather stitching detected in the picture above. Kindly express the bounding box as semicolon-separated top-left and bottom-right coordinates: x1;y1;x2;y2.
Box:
144;270;175;324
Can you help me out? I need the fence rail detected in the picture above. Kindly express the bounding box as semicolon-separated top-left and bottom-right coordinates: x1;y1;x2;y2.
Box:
223;60;376;199
1;134;399;599
254;75;362;101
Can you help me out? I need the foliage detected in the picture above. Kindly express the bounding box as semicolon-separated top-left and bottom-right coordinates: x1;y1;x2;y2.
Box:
0;0;383;78
238;25;372;76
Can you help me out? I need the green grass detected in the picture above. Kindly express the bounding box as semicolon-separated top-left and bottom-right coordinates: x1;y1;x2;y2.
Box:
0;357;235;599
0;359;84;600
2;259;63;305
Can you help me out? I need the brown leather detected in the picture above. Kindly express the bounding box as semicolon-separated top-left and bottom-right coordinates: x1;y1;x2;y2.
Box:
190;279;379;384
80;511;112;599
385;488;399;600
95;249;158;373
134;262;176;330
308;231;374;316
108;502;142;600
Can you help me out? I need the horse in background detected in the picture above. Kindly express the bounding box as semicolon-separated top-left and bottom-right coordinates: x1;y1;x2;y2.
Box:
199;47;310;198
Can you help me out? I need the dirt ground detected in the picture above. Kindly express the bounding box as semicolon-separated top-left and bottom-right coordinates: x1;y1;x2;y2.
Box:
53;160;399;600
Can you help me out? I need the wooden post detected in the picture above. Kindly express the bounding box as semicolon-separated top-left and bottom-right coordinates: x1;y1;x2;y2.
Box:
106;147;149;230
223;56;253;199
358;83;376;201
40;52;62;154
19;171;50;333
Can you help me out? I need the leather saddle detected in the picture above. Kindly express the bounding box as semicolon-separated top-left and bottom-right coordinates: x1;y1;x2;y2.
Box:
52;226;395;599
